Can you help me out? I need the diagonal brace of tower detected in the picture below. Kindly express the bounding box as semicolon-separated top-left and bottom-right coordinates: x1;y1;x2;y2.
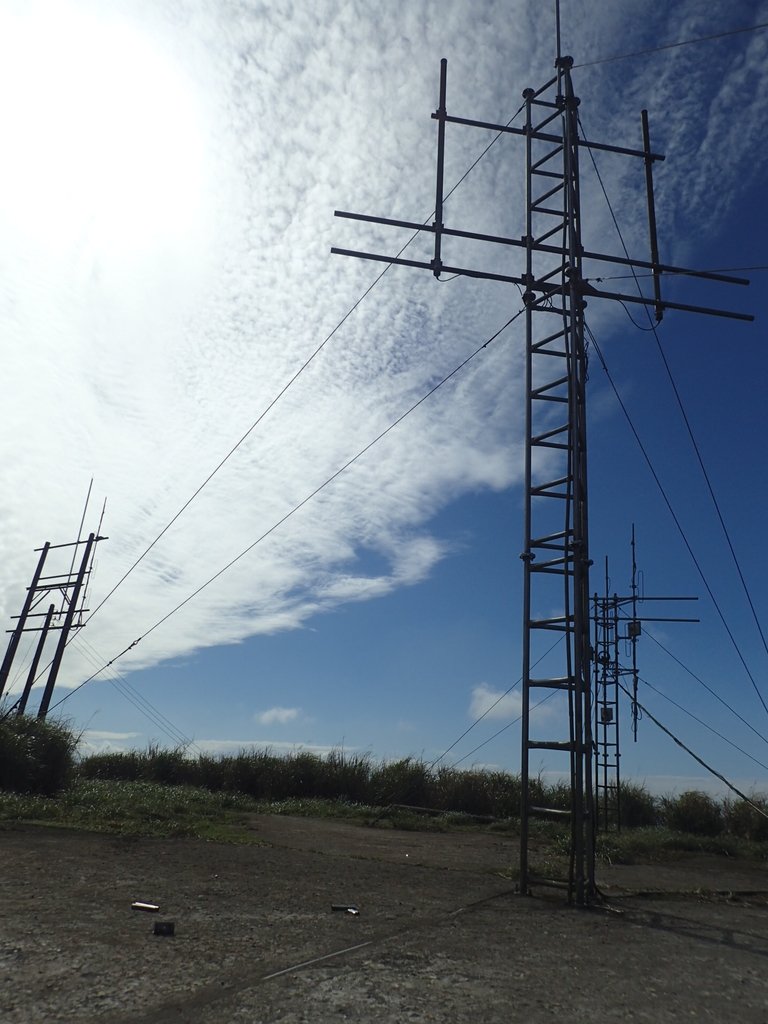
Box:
331;56;752;905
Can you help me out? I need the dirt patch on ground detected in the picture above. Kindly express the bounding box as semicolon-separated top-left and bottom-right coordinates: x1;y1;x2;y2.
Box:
2;816;768;1022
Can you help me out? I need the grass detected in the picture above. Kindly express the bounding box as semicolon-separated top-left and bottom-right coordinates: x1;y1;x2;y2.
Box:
0;714;78;795
595;826;765;865
252;796;378;820
0;779;263;842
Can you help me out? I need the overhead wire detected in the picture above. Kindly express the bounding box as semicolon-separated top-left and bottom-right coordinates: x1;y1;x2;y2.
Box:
84;245;413;628
578;111;768;718
574;21;768;69
73;634;199;753
616;299;657;332
581;112;768;669
585;321;768;725
6;634;35;693
587;265;768;283
618;681;768;821
643;626;768;747
450;691;558;770
82;102;525;633
427;635;564;770
637;674;768;774
48;308;526;713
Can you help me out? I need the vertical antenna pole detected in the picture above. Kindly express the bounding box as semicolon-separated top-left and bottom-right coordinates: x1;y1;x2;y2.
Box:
630;525;640;740
641;110;663;322
519;83;535;895
555;0;562;63
0;543;51;700
563;59;595;904
37;533;95;719
17;605;55;716
432;59;448;279
68;478;93;580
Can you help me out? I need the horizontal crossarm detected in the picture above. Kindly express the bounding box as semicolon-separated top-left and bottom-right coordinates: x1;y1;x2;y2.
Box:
334;211;751;286
331;245;754;321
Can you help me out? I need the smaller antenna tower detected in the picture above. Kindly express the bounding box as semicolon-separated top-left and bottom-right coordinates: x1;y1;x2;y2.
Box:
592;527;698;830
0;495;107;717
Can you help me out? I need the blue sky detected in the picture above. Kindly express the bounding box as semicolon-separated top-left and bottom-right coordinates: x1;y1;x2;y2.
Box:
0;0;766;795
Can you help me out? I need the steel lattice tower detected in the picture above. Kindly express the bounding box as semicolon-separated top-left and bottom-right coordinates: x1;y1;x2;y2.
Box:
0;532;106;718
332;37;751;904
518;57;594;903
593;530;698;834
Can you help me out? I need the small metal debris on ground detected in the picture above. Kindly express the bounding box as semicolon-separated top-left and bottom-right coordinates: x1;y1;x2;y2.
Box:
131;902;159;913
153;921;175;937
331;904;359;915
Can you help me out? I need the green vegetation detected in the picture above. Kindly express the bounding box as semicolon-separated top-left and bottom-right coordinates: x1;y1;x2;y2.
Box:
0;778;261;840
0;714;78;796
594;825;762;865
79;747;528;813
1;718;767;857
613;780;659;829
660;789;723;837
723;793;768;842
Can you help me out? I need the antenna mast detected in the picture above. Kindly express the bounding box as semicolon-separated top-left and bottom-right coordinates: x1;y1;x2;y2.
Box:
332;15;751;905
593;528;699;832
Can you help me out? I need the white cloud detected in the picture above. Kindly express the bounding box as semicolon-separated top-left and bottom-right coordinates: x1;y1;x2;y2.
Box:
468;683;562;724
82;730;142;741
193;739;346;757
255;706;301;726
640;776;768;798
77;729;143;756
469;684;523;722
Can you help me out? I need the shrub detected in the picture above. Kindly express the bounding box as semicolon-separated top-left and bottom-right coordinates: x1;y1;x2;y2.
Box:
661;790;723;836
370;757;432;807
224;750;278;799
143;744;191;786
195;754;225;791
79;750;142;781
545;779;572;812
618;781;659;829
0;714;77;795
723;794;768;842
324;750;372;804
434;767;521;818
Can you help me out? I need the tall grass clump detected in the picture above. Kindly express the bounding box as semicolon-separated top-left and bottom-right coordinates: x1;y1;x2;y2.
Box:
617;781;659;828
79;749;144;781
0;714;77;796
594;780;658;829
434;767;521;817
322;751;373;803
723;794;768;842
661;790;723;836
370;757;433;807
79;745;199;786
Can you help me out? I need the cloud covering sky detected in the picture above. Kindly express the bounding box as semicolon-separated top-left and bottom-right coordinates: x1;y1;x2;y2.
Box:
0;0;766;789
